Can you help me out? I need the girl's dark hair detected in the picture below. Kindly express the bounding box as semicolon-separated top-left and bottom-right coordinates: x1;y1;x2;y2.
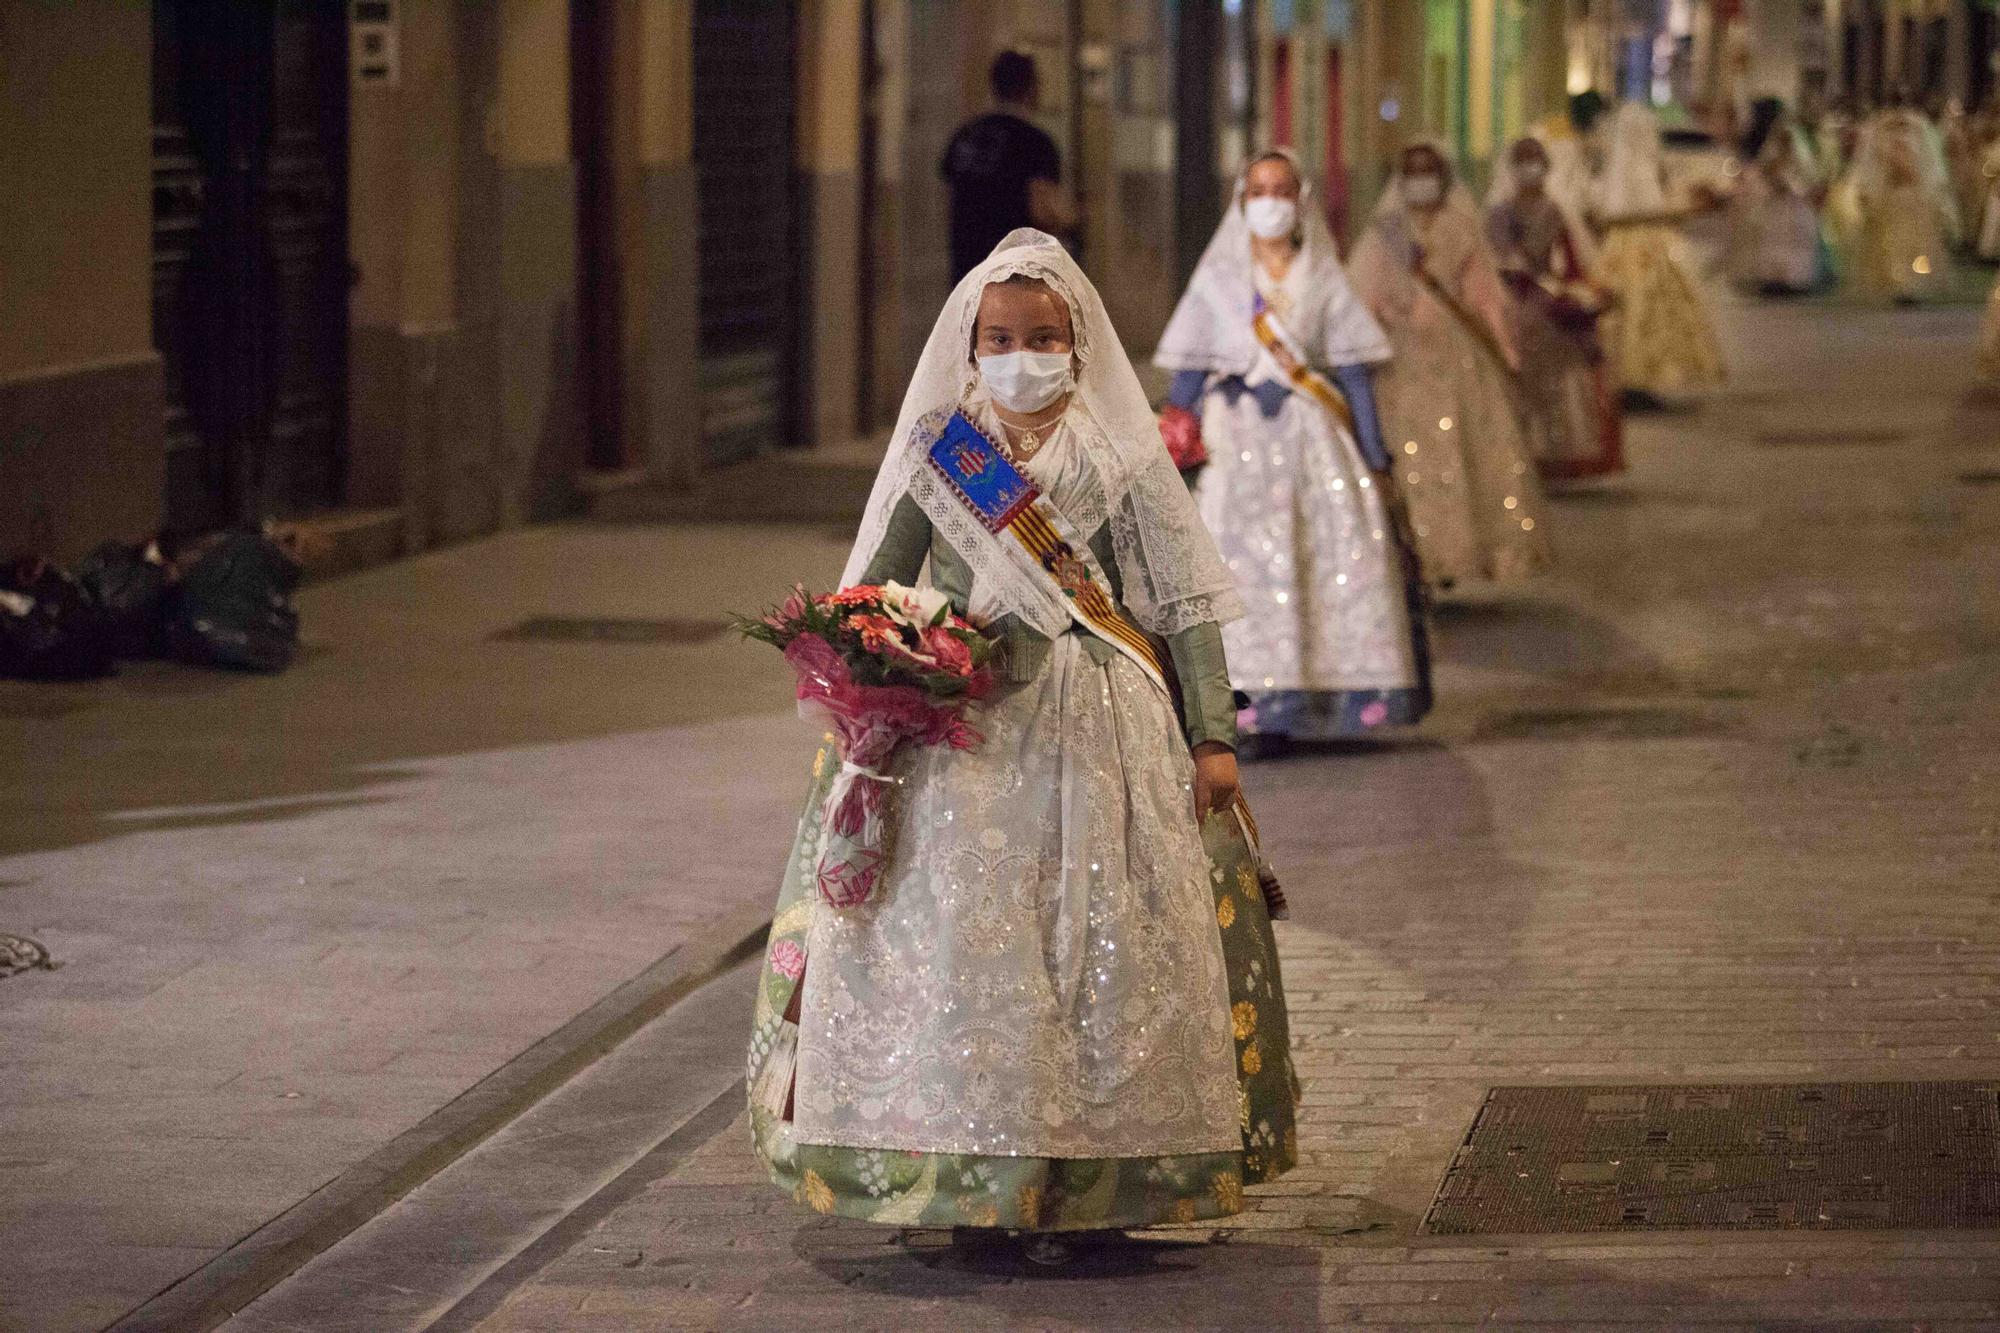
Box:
970;274;1072;352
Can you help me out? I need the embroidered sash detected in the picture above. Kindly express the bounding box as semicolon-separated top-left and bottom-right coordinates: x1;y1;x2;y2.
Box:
925;411;1169;693
1249;295;1358;434
1411;263;1527;393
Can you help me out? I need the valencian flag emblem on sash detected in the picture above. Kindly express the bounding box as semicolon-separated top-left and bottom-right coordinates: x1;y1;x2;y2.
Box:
925;412;1168;688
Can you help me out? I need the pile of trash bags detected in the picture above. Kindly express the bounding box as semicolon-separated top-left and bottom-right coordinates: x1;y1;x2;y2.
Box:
0;528;302;680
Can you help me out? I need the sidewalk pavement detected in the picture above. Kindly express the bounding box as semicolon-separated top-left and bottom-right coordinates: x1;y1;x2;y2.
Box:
0;520;853;1331
281;294;2000;1329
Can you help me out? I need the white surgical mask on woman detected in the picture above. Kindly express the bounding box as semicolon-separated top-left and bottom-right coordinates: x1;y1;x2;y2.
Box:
1403;173;1444;206
1242;196;1299;240
1515;160;1548;186
978;350;1073;414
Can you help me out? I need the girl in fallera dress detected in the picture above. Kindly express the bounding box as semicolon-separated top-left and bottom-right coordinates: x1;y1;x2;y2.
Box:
1833;104;1963;303
748;230;1297;1263
1349;141;1552;588
1155;149;1432;744
1728;100;1835;296
1589;101;1728;400
1486;136;1626;481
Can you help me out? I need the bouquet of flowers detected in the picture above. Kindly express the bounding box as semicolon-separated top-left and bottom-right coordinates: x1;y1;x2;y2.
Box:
738;582;996;908
1157;403;1209;475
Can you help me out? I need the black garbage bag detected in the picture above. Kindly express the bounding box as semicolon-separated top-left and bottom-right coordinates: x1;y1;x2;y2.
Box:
0;559;116;680
75;540;172;659
162;529;302;673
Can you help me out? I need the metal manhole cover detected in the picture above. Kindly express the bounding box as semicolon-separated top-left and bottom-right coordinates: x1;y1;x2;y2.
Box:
1472;707;1727;743
491;616;729;646
1423;1082;2000;1235
1755;428;1908;447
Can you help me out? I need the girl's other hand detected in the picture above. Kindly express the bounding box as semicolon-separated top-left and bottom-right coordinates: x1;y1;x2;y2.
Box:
1192;742;1240;821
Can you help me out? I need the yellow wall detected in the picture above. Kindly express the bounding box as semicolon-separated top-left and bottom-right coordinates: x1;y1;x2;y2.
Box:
0;0;154;377
498;0;572;166
348;0;463;332
798;0;863;174
639;0;693;167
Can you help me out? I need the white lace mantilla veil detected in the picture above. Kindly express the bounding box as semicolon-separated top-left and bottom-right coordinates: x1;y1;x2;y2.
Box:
1844;109;1964;238
841;228;1244;639
1597;102;1669;218
1153;146;1391;377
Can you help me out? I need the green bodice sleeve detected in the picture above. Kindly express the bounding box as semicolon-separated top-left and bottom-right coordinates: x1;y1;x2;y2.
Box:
850;494;1237;752
1165;622;1238;751
855;494;932;588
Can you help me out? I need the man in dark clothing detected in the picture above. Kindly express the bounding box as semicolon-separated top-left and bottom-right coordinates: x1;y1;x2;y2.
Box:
940;51;1076;280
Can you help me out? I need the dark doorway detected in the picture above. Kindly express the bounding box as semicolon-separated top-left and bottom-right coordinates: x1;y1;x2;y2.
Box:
151;0;349;533
571;0;628;472
1973;7;1997;112
692;0;800;466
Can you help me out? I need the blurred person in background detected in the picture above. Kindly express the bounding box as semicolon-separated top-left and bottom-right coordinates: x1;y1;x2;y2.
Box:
1348;141;1552;589
940;51;1077;282
1487;136;1624;481
1941;99;1988;252
1155;149;1431;747
1728;99;1835;295
1588;101;1728;403
1833;98;1963;303
1973;100;2000;261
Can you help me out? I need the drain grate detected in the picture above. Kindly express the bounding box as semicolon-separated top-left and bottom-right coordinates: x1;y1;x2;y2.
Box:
1423;1082;2000;1235
491;616;730;646
1755;427;1908;447
1472;707;1727;743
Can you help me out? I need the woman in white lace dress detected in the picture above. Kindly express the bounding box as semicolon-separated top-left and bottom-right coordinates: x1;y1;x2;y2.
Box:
1156;149;1431;743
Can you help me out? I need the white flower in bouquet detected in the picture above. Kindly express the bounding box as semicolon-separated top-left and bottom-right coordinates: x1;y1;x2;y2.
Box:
878;580;953;631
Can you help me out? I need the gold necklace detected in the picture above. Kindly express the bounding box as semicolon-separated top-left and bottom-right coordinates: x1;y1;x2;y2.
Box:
999;406;1065;460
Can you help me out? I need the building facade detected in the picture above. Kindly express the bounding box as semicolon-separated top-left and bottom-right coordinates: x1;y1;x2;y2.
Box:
3;0;1579;566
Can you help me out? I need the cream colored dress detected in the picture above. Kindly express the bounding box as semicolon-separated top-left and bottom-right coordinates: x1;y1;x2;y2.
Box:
1350;200;1552;586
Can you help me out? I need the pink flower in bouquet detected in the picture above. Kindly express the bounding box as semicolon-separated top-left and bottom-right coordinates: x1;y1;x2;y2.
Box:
918;624;974;678
740;581;998;910
769;938;806;981
851;613;942;670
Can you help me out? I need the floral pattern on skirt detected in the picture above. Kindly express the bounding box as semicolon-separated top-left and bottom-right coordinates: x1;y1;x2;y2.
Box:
1596;224;1728;399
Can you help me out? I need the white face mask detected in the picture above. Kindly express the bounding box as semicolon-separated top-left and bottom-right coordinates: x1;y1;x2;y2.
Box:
1403;173;1445;206
1242;196;1299;240
1514;160;1548;187
978;350;1073;414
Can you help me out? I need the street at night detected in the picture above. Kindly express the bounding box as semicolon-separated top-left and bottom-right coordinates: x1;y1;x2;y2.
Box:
9;2;2000;1329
